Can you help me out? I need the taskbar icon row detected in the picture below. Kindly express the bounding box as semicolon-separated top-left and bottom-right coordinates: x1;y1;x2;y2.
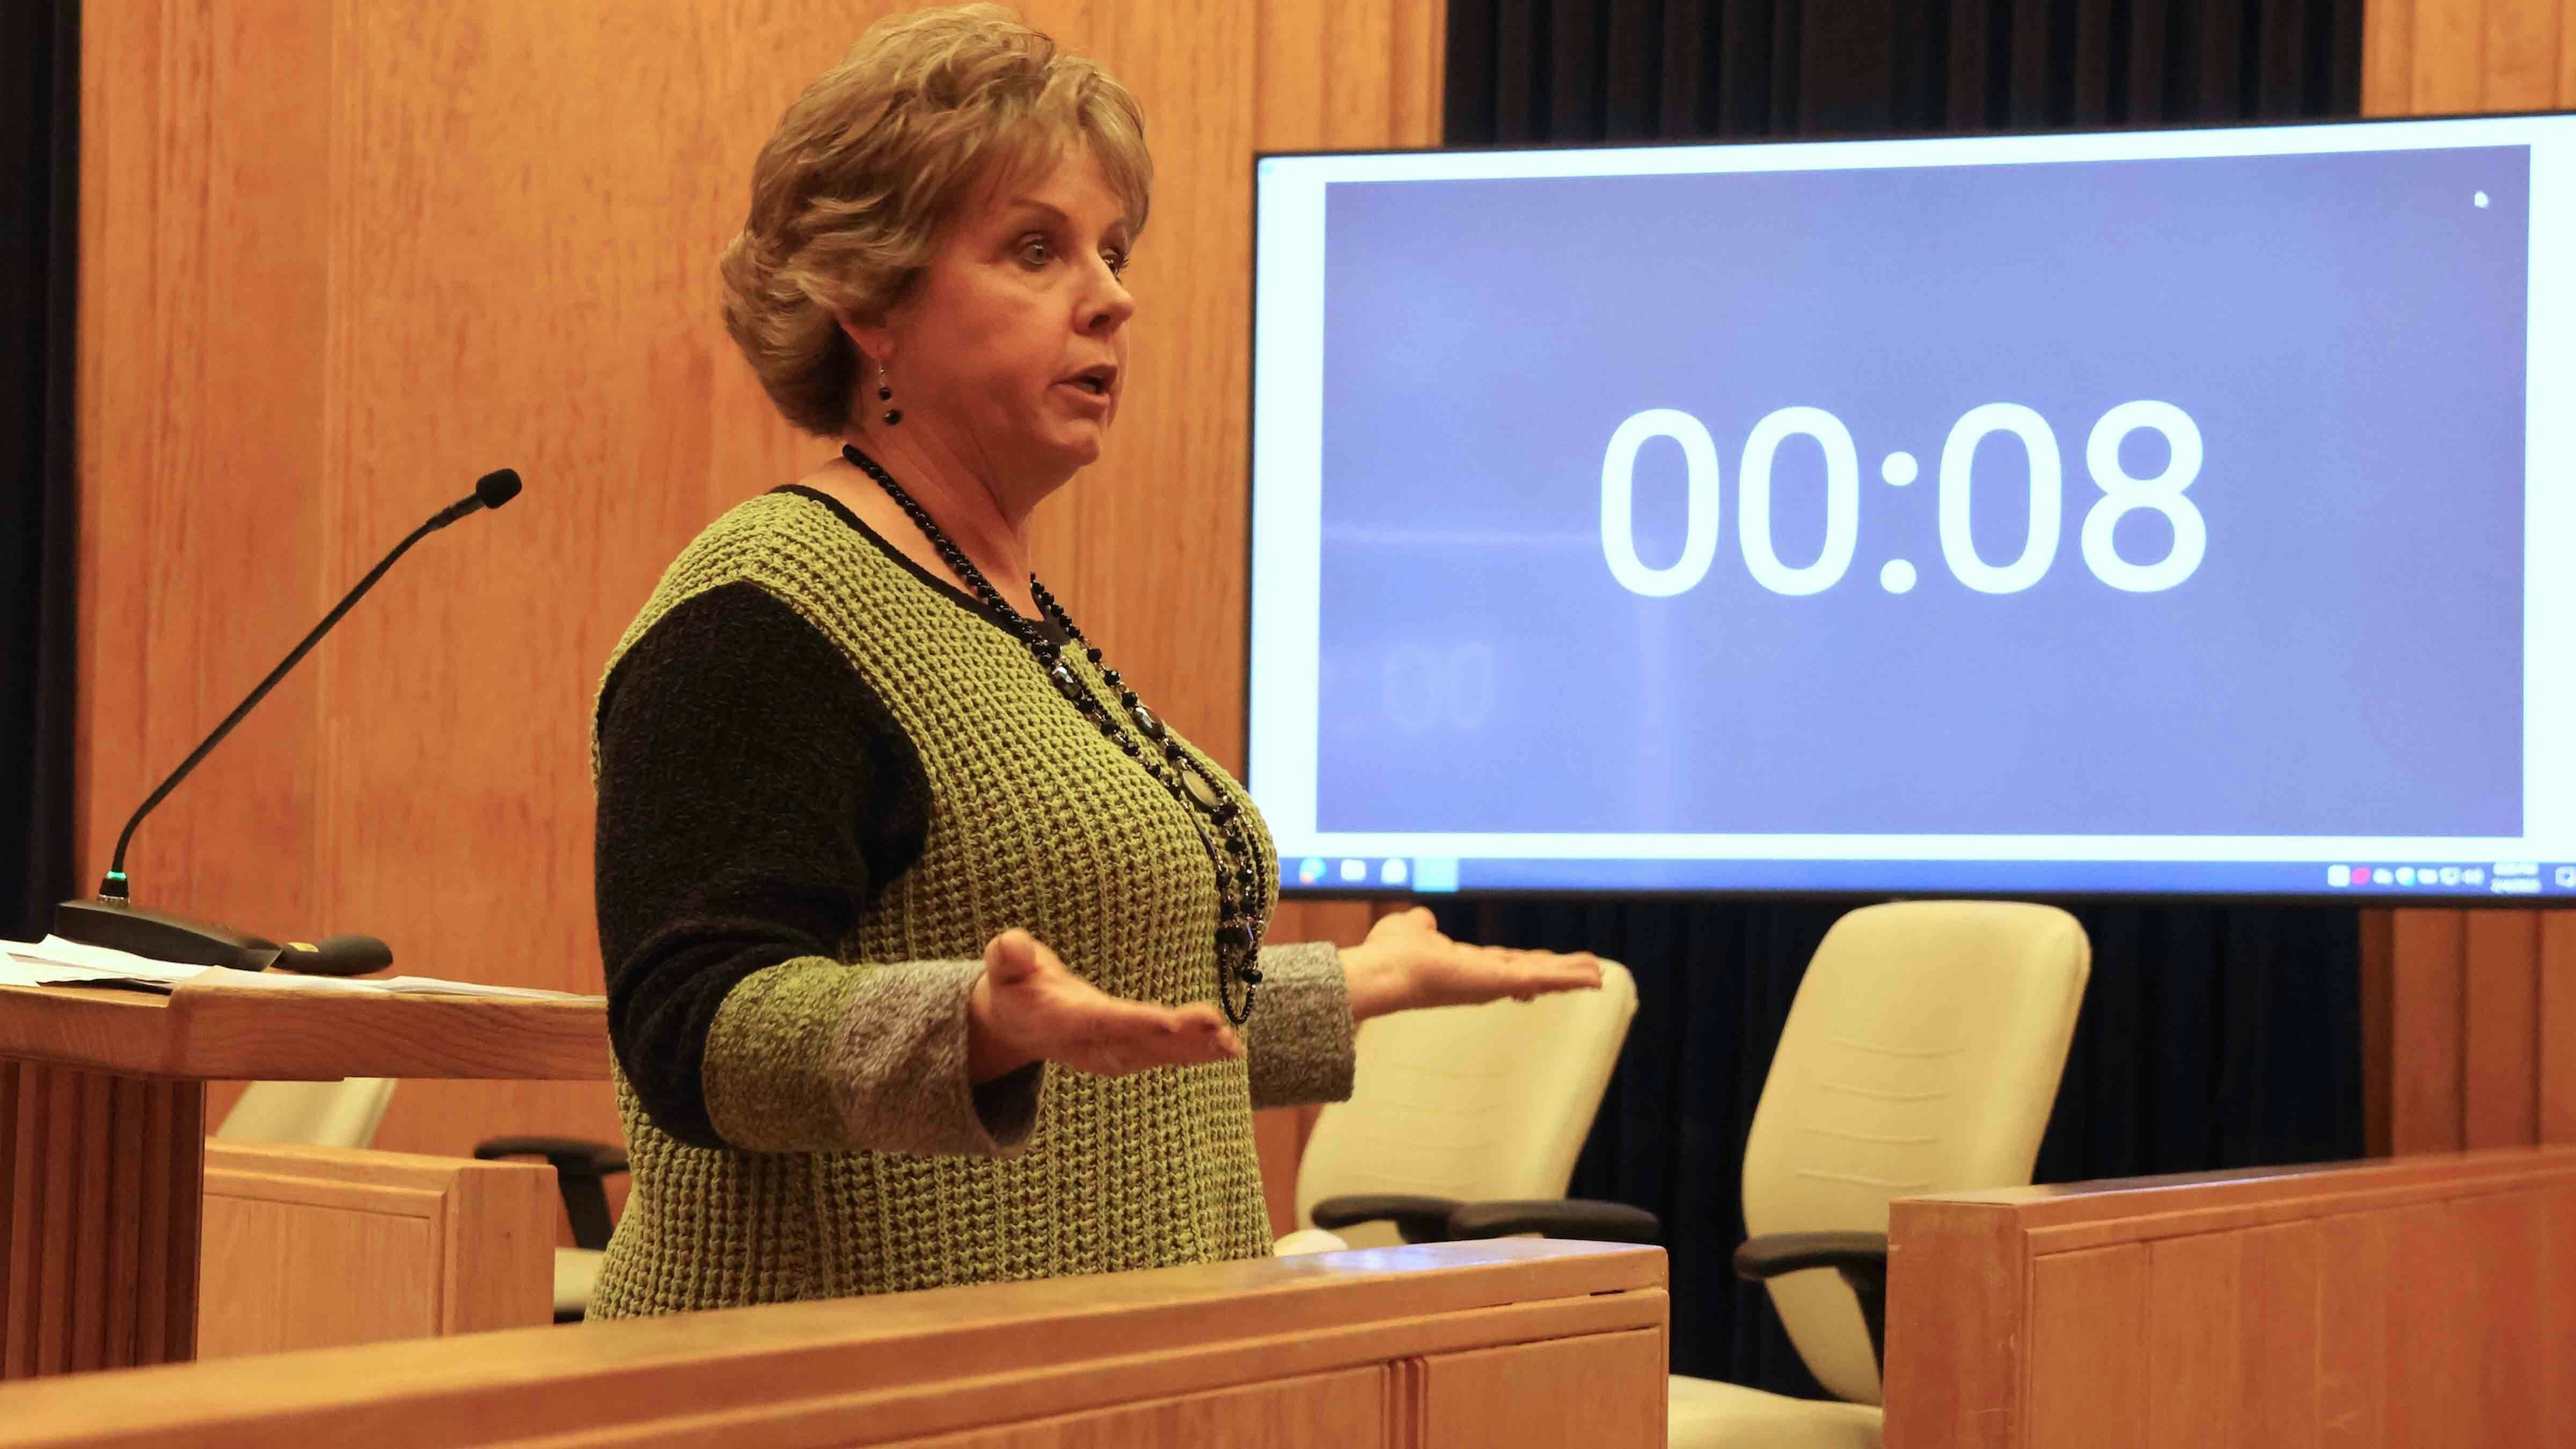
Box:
1290;857;1459;891
2328;862;2576;894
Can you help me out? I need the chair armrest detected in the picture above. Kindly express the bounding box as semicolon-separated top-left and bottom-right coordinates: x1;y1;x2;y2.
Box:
1309;1194;1462;1244
1447;1198;1662;1243
1731;1230;1886;1280
1734;1231;1889;1372
473;1136;629;1180
474;1136;627;1252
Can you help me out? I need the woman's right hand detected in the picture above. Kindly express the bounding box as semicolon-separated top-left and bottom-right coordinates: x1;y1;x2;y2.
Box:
964;928;1243;1083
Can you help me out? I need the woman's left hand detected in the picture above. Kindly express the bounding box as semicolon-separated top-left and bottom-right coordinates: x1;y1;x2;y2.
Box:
1337;907;1605;1022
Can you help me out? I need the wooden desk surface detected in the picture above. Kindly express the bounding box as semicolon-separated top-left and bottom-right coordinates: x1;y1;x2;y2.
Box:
0;1238;1669;1449
0;978;609;1081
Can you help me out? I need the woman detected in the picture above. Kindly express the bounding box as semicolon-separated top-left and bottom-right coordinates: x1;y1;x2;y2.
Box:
590;4;1601;1318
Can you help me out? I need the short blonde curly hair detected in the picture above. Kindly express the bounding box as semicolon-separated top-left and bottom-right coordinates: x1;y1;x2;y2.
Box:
719;6;1151;435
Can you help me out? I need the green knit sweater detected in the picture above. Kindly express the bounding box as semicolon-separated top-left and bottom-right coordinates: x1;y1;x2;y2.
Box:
586;487;1353;1316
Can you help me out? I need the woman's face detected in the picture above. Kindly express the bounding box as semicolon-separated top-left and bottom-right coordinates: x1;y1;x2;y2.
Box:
865;144;1137;494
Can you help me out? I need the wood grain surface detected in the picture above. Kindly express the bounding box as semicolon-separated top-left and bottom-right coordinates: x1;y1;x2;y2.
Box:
0;982;606;1081
1;979;595;1374
2355;0;2576;1158
0;1239;1662;1449
197;1140;553;1358
1416;1328;1667;1449
1885;1147;2576;1449
0;1064;201;1378
902;1368;1388;1449
2027;1245;2148;1449
74;2;1443;1188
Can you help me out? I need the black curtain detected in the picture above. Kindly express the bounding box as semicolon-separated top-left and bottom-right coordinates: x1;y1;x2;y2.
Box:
1438;0;2367;1396
1;0;80;944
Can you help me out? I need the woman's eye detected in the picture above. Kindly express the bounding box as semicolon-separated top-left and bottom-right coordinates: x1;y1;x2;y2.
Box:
1017;237;1050;267
1105;251;1130;278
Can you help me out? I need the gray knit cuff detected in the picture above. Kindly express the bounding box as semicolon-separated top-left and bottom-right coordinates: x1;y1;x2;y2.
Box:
826;958;1043;1158
1243;942;1357;1109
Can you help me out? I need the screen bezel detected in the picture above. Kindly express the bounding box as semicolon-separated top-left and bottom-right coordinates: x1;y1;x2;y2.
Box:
1242;107;2576;907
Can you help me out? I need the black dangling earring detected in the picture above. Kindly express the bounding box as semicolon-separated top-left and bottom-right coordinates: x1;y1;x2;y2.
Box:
876;358;901;426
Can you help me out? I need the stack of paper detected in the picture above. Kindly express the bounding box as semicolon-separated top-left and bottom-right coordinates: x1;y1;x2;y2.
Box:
1;936;599;1004
1;936;208;990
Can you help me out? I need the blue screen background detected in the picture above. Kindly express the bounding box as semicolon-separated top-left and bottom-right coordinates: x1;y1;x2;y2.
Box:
1311;147;2530;838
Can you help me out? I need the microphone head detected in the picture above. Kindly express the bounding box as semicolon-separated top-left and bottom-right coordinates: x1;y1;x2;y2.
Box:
474;469;523;510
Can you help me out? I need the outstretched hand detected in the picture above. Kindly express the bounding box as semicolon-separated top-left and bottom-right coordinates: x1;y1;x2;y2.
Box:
1341;907;1605;1021
965;928;1243;1084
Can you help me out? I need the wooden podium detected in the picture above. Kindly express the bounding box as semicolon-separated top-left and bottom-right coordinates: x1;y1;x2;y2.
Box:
0;1238;1667;1448
0;977;607;1378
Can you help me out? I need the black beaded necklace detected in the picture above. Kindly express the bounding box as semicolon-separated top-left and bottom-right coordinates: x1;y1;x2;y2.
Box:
840;444;1269;1024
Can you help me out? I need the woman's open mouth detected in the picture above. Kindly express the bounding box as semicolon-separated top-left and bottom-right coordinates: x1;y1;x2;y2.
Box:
1060;364;1117;399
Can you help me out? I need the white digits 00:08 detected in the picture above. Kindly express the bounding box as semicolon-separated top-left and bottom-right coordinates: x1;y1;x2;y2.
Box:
1599;400;2206;598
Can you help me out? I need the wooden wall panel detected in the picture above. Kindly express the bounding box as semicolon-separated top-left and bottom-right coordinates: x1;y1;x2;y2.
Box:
2358;0;2576;1158
2454;1192;2548;1446
2382;1203;2470;1447
76;2;1444;1191
2544;1184;2576;1430
2142;1233;2239;1447
1417;1328;1666;1449
196;1141;555;1359
76;0;336;990
2025;1245;2148;1449
2361;0;2418;113
2317;1209;2394;1449
2385;909;2467;1153
2485;0;2566;104
1889;1150;2576;1449
2235;1223;2323;1449
2462;911;2540;1147
202;1208;438;1358
0;1066;201;1378
2545;915;2576;1144
902;1367;1387;1448
2566;0;2576;91
2134;1222;2328;1449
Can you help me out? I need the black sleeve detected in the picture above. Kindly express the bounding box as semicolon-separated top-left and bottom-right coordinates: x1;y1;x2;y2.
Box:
594;580;931;1149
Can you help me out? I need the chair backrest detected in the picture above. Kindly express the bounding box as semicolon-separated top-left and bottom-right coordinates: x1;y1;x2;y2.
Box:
1297;961;1638;1249
1743;901;2089;1407
214;1078;398;1149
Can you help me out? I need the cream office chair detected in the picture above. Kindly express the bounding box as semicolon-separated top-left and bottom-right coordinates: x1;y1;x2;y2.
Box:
1280;958;1658;1254
214;1078;398;1148
1666;900;2090;1449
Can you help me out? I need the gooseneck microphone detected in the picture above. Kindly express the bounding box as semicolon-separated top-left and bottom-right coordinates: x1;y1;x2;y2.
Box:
54;469;524;975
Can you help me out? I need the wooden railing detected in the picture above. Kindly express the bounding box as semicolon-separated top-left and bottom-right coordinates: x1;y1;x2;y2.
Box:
197;1141;553;1359
0;1239;1666;1448
1884;1146;2576;1448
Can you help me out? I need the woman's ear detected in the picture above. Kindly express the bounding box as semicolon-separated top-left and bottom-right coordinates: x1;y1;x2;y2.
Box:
836;311;895;371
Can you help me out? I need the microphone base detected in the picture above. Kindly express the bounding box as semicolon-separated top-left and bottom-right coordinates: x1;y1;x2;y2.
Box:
52;898;280;972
